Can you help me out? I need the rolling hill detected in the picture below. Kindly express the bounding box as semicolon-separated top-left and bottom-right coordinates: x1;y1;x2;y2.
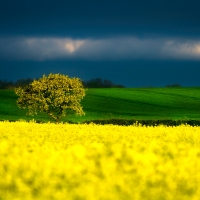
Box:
0;87;200;123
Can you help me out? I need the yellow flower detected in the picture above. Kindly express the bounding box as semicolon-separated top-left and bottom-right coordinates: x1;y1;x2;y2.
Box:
1;122;200;200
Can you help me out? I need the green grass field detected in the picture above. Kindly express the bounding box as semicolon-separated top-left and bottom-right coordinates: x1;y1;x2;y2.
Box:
1;87;200;122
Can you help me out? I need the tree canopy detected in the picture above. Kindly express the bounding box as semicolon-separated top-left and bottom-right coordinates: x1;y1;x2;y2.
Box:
15;73;86;122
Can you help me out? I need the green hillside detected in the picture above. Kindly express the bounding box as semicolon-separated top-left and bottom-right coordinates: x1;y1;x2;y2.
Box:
0;88;200;122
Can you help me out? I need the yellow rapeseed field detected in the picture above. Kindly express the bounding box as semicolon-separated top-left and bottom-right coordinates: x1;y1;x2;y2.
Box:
1;121;200;200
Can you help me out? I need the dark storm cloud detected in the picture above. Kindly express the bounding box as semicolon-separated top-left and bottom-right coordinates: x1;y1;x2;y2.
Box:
0;0;200;87
0;36;200;60
0;0;200;38
0;37;85;60
1;0;200;60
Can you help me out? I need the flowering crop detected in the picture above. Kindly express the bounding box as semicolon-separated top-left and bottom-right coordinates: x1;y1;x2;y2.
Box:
1;121;200;200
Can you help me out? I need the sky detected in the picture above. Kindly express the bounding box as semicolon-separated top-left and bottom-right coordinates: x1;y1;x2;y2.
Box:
0;0;200;87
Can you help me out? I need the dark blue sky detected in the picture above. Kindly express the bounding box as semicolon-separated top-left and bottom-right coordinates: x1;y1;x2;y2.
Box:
0;0;200;87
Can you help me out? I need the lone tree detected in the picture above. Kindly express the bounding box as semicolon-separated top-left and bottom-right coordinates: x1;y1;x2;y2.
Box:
15;73;86;123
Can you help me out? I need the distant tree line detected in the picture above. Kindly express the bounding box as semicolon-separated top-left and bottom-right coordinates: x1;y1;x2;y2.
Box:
82;78;125;88
0;78;33;89
0;77;125;89
165;83;181;88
